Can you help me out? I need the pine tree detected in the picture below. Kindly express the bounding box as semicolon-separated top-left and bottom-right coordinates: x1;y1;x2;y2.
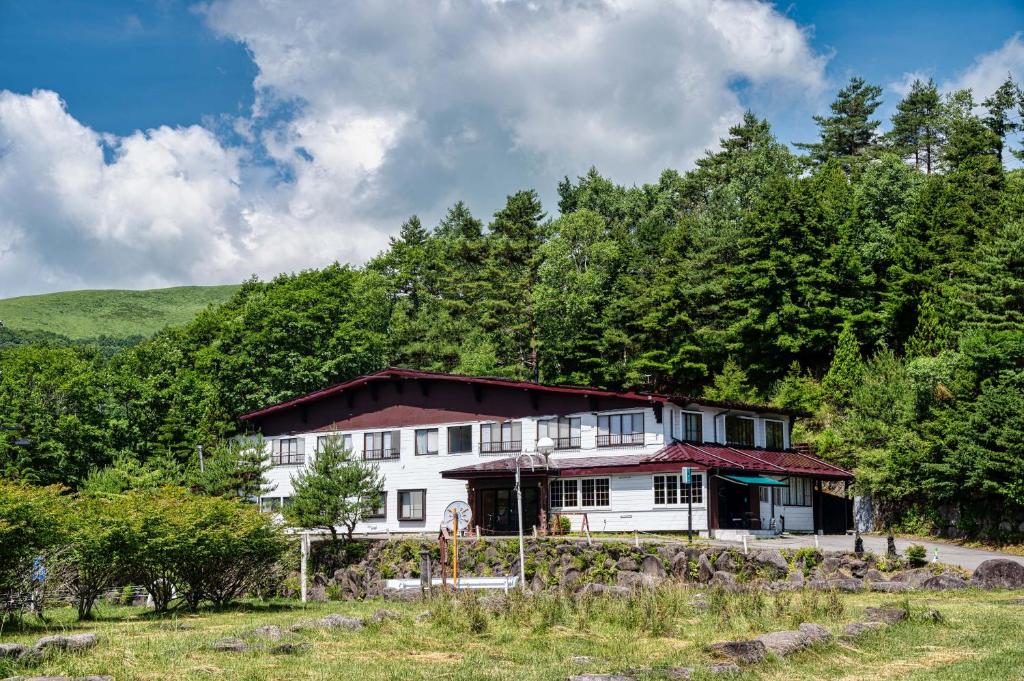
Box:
823;323;862;403
702;357;760;403
797;77;883;170
982;75;1022;166
888;78;942;173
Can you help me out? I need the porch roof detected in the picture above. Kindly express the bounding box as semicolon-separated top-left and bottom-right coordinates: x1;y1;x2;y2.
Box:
440;442;852;481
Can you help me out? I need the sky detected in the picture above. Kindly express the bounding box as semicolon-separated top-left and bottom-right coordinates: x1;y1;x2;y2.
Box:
1;1;1023;297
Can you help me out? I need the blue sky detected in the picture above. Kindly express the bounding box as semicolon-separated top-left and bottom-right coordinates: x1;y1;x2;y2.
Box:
1;0;1022;296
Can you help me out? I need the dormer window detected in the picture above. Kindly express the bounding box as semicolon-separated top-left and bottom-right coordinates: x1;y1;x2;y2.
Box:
725;415;754;446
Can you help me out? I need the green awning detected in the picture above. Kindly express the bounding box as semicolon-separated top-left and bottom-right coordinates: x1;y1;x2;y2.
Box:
722;474;787;486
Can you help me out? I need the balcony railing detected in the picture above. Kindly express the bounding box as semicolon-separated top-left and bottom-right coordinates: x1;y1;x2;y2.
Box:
596;432;645;447
363;448;401;461
544;436;581;450
480;440;522;454
270;453;305;466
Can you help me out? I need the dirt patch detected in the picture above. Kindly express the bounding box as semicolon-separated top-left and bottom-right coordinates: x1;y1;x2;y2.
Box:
835;648;976;680
407;651;465;663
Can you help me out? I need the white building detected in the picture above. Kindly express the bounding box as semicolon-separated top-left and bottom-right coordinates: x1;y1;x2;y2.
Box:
242;368;852;537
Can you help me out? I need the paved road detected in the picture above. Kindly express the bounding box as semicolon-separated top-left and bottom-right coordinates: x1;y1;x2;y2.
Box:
728;533;1024;572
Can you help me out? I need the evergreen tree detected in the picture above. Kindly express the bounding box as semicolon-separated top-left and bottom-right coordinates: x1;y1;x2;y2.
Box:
797;77;884;169
823;323;862;403
702;357;760;403
982;75;1022;166
888;78;942;173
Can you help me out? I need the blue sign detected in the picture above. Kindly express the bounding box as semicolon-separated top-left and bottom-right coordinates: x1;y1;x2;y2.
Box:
681;467;691;484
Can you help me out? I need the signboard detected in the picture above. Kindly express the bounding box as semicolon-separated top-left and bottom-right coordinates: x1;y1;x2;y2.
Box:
681;466;691;484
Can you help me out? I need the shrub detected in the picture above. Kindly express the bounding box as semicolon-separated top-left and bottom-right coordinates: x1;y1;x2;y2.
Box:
55;494;131;619
905;544;928;567
0;481;65;620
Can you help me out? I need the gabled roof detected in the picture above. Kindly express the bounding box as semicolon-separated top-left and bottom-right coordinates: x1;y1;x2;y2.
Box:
441;442;852;481
239;367;808;421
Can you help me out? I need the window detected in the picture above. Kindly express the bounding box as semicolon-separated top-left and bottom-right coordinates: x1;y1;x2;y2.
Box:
270;438;304;466
779;477;813;507
365;492;386;519
415;428;439;455
480;421;522;454
551;478;609;509
550;479;578;508
397;489;426;521
682;412;703;443
725;415;755;446
316;434;353;453
759;485;771;503
765;419;785;449
537;416;581;449
596;413;645;447
364;430;401;460
260;497;282;513
653;473;704;505
448;425;472;454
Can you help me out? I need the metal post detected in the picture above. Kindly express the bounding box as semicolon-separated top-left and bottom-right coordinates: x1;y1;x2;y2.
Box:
198;444;205;473
453;515;459;590
300;532;309;603
515;460;527;591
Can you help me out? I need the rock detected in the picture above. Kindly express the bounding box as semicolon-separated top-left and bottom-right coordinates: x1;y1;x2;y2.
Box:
251;625;282;640
616;557;639;571
270;642;306;654
319;614;365;630
640;555;666;579
616;571;644;589
821;556;843;574
869;580;914;593
560;568;582;590
923;608;946;623
369;609;402;624
825;578;864;593
706;662;741;674
697;553;715;583
671;553;691;579
382;587;421;602
64;634;98;652
864;568;886;582
0;643;27;660
920;573;969;591
307;584;328;602
715;552;740;573
484;546;499;561
972;559;1024;589
566;676;636;681
32;636;69;654
798;623;832;644
664;668;694;680
211;637;248;652
709;571;737;588
571;655;596;664
840;621;886;639
415;611;432;622
787;570;805;587
755;630;810;657
863;607;908;624
753;550;788;578
706;639;766;664
845;559;868;578
891;568;932;587
579;583;630;597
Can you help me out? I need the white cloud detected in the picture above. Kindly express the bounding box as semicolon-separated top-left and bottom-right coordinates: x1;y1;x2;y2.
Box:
944;33;1024;98
1;0;829;296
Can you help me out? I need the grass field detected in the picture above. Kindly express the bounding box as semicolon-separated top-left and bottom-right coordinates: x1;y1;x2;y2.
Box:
0;285;240;340
2;588;1023;680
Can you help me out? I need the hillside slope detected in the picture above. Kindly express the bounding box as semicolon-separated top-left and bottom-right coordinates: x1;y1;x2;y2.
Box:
0;285;240;340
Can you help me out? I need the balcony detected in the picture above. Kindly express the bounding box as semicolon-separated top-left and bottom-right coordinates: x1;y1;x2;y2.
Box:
596;432;645;447
363;448;401;461
480;440;522;454
544;436;581;450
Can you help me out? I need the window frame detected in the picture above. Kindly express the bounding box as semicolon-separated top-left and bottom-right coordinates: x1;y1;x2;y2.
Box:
550;477;610;510
681;411;703;443
397;489;427;521
764;419;785;450
724;415;755;447
596;412;645;447
415;428;439;456
537;416;582;450
316;433;353;453
480;421;522;454
779;477;813;507
363;430;401;460
270;437;305;466
653;472;705;507
365;491;387;520
447;425;473;454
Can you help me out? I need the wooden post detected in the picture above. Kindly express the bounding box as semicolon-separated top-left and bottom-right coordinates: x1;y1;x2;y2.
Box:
453;514;459;590
300;532;309;604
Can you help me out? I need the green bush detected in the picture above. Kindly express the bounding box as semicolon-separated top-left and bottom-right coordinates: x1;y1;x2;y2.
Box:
905;544;928;567
0;480;66;615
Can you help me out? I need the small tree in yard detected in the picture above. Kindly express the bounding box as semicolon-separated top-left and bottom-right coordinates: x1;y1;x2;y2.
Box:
285;435;384;544
57;495;128;619
188;436;273;501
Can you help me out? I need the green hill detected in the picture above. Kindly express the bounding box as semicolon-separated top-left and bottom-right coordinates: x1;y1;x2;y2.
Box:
0;285;241;340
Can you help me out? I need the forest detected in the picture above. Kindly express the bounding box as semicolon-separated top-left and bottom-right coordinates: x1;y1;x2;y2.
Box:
3;75;1024;539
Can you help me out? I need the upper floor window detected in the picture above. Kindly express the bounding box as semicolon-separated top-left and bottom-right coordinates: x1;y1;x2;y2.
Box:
653;473;704;505
364;430;401;460
270;437;304;466
316;433;353;453
765;419;785;449
537;416;581;450
448;425;472;454
725;415;755;446
681;412;703;443
480;421;521;454
415;428;439;455
597;413;644;447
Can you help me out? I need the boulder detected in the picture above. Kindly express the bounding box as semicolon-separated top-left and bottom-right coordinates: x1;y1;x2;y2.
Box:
307;584;328;602
211;637;248;652
32;636;69;655
270;642;306;654
710;571;738;588
798;623;832;644
869;581;914;593
560;568;582;590
821;556;843;574
616;571;644;590
0;643;27;660
616;557;639;571
369;608;402;624
863;607;908;625
920;573;969;591
825;578;864;593
840;621;886;639
64;634;98;652
251;625;282;641
715;552;740;573
863;568;886;582
664;668;694;680
787;570;805;587
706;663;741;675
697;553;715;583
972;559;1024;589
845;559;868;579
640;555;666;579
671;553;691;579
579;583;630;597
755;630;810;657
890;568;932;587
320;614;365;630
753;550;788;578
706;639;767;664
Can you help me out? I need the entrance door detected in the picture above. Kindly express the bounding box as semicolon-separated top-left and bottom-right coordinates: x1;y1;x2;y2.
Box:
479;486;540;534
717;480;759;529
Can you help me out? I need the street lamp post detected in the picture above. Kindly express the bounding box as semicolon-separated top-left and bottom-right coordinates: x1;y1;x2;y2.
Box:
514;438;553;592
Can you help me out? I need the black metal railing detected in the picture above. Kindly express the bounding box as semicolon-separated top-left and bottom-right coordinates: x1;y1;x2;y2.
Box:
363;448;401;461
596;432;645;447
546;436;581;450
480;440;522;454
270;452;305;466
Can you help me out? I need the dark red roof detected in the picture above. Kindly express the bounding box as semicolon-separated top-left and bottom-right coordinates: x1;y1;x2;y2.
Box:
441;442;851;480
240;367;806;421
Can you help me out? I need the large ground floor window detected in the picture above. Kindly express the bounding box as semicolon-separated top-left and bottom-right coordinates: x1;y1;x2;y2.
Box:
653;473;704;506
550;477;610;509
